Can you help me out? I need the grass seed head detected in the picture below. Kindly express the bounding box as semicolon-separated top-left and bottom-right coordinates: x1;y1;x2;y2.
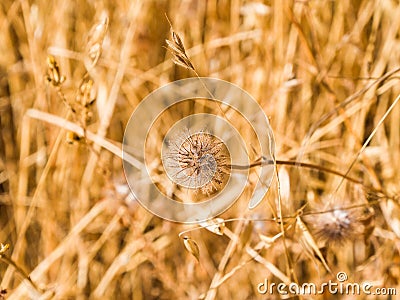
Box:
165;18;195;71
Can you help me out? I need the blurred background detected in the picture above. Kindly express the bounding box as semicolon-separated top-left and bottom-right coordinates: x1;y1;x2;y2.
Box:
1;0;400;299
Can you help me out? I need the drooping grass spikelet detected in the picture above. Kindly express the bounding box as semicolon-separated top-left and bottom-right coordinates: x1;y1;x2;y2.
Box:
165;17;195;71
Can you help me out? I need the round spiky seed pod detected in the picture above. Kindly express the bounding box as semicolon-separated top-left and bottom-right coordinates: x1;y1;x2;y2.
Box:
163;130;230;195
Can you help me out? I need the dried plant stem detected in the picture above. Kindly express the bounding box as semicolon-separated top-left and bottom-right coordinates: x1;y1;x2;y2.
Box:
204;221;245;300
273;155;297;284
20;0;47;110
79;1;141;217
0;255;41;296
91;227;171;298
25;109;141;168
7;199;110;300
245;246;291;284
1;111;70;289
300;66;400;155
26;108;380;198
230;159;372;189
329;92;400;202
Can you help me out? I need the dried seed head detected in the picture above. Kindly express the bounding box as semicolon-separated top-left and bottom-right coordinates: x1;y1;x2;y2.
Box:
45;55;65;87
163;130;230;195
86;17;109;67
0;288;7;300
0;243;9;255
165;17;195;71
66;131;83;145
76;78;96;107
309;205;375;245
182;236;200;262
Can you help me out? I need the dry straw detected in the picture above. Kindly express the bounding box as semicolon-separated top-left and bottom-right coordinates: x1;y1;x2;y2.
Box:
2;1;400;299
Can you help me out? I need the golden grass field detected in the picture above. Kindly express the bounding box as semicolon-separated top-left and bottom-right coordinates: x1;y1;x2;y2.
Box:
1;0;400;299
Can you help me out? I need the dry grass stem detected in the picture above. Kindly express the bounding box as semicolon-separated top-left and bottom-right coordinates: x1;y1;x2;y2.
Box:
1;1;400;299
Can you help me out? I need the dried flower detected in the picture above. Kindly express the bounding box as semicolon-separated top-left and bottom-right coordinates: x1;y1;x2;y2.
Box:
308;204;375;245
163;130;230;195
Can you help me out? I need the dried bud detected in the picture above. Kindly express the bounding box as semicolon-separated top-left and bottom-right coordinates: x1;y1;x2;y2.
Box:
76;78;96;107
66;131;83;145
45;55;65;87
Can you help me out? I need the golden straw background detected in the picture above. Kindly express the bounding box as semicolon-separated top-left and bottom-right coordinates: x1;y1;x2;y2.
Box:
1;0;400;299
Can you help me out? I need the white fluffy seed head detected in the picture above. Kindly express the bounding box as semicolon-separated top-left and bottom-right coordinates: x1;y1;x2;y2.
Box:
311;206;375;245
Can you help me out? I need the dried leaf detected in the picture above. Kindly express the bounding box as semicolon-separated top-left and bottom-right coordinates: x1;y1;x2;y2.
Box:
199;218;225;235
182;236;200;262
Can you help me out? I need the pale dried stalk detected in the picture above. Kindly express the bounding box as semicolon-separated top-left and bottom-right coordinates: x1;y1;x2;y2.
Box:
25;109;141;169
329;92;400;205
7;199;110;299
204;223;244;300
301;66;400;150
296;216;332;274
1;112;69;289
91;227;169;298
80;1;142;215
245;246;291;285
210;232;284;289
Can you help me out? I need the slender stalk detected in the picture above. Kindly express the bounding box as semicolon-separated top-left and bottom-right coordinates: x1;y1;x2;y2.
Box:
0;255;41;294
230;159;366;186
